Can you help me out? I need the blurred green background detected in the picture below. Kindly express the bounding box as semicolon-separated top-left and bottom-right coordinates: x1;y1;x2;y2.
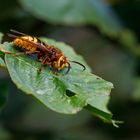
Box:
0;0;140;139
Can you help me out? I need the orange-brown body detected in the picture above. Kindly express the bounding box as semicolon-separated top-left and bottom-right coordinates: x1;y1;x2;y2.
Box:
14;36;38;52
7;29;85;74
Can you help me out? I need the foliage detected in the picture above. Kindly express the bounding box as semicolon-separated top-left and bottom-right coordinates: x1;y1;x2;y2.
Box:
20;0;122;35
19;0;140;57
0;0;140;139
0;38;114;124
0;33;5;68
0;57;5;68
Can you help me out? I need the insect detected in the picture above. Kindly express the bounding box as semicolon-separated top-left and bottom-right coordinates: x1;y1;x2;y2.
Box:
6;29;86;74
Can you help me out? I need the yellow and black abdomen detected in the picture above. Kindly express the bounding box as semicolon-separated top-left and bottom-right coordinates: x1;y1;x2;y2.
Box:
13;36;38;52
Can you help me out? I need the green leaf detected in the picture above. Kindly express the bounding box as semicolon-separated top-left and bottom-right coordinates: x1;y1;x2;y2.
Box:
19;0;122;35
0;53;6;68
0;33;6;68
0;32;4;52
0;57;6;68
1;38;113;123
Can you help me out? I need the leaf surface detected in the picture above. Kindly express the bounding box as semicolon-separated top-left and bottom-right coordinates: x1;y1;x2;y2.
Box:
20;0;122;35
1;38;113;123
0;57;6;68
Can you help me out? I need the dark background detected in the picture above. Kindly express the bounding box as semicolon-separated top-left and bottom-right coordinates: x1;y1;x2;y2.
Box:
0;0;140;139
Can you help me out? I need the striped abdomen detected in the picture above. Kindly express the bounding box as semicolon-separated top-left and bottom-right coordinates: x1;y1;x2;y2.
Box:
14;36;38;52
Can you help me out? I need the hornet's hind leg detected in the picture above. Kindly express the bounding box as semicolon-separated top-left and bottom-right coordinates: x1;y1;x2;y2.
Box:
37;55;50;73
0;47;40;56
11;51;40;56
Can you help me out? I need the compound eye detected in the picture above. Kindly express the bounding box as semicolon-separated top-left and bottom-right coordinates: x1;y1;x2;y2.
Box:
60;59;64;67
58;56;66;70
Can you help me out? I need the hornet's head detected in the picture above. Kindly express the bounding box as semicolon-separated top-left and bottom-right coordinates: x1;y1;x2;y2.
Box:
54;55;86;74
57;55;68;71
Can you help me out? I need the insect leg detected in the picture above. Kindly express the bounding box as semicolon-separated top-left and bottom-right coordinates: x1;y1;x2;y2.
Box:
0;49;40;57
37;55;49;74
41;55;50;65
50;67;59;75
0;47;18;54
14;51;40;55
